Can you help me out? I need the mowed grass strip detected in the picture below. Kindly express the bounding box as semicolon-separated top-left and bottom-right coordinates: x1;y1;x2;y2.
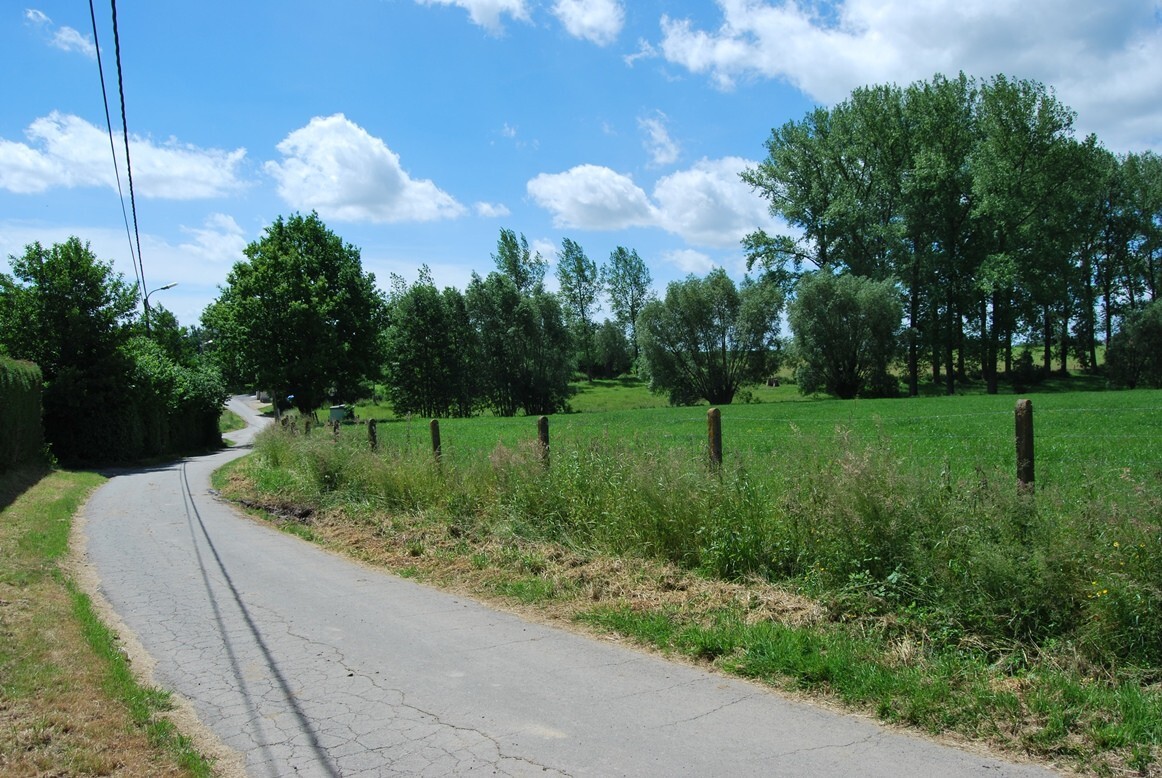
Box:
0;467;213;777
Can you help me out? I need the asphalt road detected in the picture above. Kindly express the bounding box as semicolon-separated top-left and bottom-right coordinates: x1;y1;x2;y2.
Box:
78;396;1058;777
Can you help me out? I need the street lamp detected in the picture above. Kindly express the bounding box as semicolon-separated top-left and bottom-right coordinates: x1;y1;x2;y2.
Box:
143;282;178;336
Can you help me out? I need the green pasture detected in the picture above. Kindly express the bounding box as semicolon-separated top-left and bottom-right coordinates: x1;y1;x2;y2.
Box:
350;384;1160;500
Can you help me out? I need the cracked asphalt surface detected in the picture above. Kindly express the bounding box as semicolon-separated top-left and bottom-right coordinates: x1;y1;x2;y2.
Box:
79;396;1059;777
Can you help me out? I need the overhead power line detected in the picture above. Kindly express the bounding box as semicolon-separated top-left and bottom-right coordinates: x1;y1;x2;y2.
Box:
88;0;142;297
108;0;150;320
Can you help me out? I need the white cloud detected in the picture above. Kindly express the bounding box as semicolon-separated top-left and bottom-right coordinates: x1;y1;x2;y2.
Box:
639;111;680;166
178;213;247;264
527;164;658;230
530;238;557;265
265;114;465;223
527;157;779;249
0;112;247;198
653;157;771;248
24;10;96;59
51;26;96;59
475;201;511;217
552;0;624;46
624;39;658;67
658;0;1162;151
415;0;530;34
662;249;716;275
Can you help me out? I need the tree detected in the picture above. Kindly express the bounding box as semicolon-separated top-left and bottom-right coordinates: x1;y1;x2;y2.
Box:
902;72;981;395
1105;299;1162;388
745;72;1104;395
970;75;1085;391
788;272;903;399
0;238;137;383
145;303;200;366
466;271;571;416
593;319;632;378
1;237;223;461
602;246;654;361
203;213;388;415
637;269;783;405
384;268;478;418
0;238;137;460
493;228;547;294
741;106;845;273
556;238;601;377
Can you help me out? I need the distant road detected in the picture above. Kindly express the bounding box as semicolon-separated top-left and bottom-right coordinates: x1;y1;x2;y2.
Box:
79;395;1057;777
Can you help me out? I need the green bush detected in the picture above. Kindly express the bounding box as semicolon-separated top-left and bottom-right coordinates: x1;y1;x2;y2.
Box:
1106;300;1162;389
0;359;44;470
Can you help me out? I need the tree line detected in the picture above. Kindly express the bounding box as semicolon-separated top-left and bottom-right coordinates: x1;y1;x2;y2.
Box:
9;70;1158;465
743;72;1162;396
202;217;661;417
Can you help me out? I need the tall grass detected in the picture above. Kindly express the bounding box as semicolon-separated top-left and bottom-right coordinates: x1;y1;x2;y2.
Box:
240;393;1162;672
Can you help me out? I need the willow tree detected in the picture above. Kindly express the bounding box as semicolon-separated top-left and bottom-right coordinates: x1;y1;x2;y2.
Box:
637;269;783;405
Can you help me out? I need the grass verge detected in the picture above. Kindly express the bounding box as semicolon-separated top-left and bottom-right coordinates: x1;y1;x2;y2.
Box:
0;466;214;777
218;408;246;434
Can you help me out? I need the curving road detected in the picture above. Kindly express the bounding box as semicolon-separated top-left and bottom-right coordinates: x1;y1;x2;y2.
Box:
78;396;1057;777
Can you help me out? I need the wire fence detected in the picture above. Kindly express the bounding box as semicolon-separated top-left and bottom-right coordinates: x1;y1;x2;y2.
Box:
292;395;1161;498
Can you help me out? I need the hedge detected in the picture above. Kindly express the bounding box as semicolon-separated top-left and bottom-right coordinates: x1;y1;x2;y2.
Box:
0;358;44;470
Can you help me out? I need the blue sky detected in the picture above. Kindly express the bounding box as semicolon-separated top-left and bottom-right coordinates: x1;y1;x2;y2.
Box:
3;1;1161;325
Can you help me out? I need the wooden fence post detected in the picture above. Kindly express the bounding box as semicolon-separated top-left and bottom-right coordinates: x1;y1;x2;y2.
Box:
707;407;722;471
368;418;378;451
538;416;550;469
1015;398;1034;492
430;419;442;465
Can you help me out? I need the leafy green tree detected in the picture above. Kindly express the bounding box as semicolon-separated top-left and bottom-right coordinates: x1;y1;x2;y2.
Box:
441;286;479;418
556;238;600;377
1105;299;1162;388
593;319;632;378
637;269;783;405
0;238;137;383
0;238;137;460
144;303;200;366
901;72;981;395
467;272;523;417
601;246;654;361
1;237;223;461
384;268;477;418
203;213;388;415
788;272;903;399
493;228;547;294
970;75;1085;391
742;106;845;273
746;72;1107;395
465;271;571;416
1122;151;1162;307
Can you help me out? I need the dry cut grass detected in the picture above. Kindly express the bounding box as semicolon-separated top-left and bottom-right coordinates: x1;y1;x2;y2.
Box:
0;468;200;777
